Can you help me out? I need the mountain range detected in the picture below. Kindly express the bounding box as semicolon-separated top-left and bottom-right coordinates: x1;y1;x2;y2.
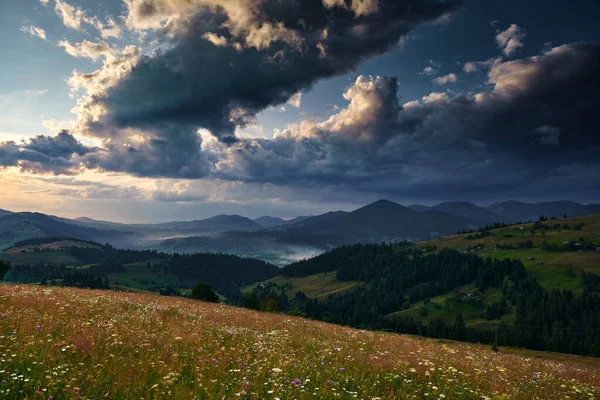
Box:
253;215;312;228
0;200;598;264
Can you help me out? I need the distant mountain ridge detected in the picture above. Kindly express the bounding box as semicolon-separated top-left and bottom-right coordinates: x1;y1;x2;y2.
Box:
1;199;598;264
408;200;599;224
428;202;503;224
486;201;595;223
149;214;262;233
155;200;479;263
253;215;312;228
0;212;132;250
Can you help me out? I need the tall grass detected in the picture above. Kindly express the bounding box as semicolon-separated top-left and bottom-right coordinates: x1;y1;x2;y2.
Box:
0;285;598;399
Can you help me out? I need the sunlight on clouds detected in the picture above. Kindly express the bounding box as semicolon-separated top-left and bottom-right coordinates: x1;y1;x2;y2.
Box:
0;168;153;219
20;25;47;41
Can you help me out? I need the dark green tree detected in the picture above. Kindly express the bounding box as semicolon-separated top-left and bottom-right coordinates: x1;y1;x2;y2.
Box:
0;260;10;281
242;292;260;310
264;294;279;313
191;283;220;303
453;314;467;341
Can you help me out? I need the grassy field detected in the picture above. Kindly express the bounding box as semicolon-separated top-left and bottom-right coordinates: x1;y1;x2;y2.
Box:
106;260;186;291
422;214;600;250
419;214;600;291
243;272;359;299
386;284;516;328
1;284;599;399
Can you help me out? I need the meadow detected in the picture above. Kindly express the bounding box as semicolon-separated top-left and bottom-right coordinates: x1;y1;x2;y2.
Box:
1;285;599;399
243;272;359;300
418;214;600;292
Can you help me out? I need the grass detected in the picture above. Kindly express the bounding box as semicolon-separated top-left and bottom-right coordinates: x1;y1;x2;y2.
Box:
477;250;583;291
0;284;599;399
553;252;600;275
107;260;186;291
386;285;516;327
419;214;600;292
243;272;358;299
422;214;600;250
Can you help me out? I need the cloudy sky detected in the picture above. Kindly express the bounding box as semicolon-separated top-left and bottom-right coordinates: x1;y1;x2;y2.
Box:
0;0;599;222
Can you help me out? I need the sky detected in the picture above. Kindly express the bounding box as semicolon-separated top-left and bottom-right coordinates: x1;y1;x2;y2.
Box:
0;0;599;223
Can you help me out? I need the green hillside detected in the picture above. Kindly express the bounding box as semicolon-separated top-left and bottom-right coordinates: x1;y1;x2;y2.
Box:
419;214;600;292
3;215;600;357
0;237;279;297
243;271;359;299
252;214;599;300
242;215;600;356
386;284;514;329
2;285;599;399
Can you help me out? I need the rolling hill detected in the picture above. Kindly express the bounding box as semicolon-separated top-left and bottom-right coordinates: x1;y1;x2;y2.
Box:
242;213;600;356
0;212;133;250
1;285;598;399
429;201;504;223
418;213;600;279
0;237;279;296
487;200;596;222
408;200;600;224
2;214;600;360
248;214;600;300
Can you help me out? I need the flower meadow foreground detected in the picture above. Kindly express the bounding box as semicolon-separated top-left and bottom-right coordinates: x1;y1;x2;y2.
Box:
0;285;599;399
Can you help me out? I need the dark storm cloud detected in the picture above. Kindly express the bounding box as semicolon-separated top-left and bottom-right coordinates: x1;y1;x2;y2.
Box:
3;30;599;202
96;0;461;142
0;131;95;175
210;43;600;199
82;124;214;178
26;130;93;159
455;43;600;151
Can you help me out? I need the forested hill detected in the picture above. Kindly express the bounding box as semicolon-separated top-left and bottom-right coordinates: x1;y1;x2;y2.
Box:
250;243;600;357
1;237;279;298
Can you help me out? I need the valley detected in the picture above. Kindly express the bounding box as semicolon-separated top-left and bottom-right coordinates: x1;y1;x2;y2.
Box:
1;199;599;265
1;207;599;359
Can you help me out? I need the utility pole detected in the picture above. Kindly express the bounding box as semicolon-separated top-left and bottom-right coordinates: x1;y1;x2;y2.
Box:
495;321;498;348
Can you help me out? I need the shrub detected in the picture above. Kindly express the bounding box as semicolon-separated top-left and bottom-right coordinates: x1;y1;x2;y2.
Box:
191;283;220;303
